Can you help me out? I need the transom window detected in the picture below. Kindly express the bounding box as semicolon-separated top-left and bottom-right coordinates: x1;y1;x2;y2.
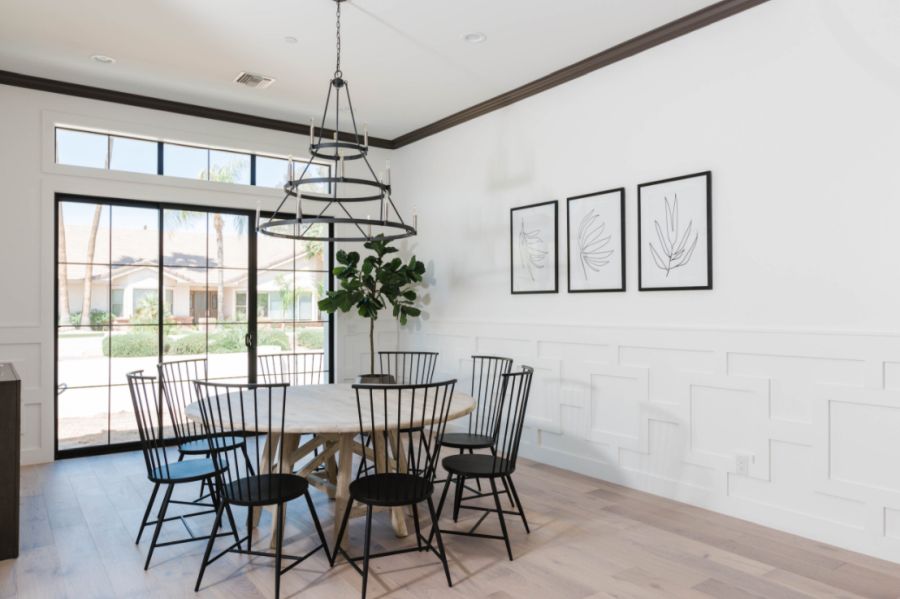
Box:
54;127;330;193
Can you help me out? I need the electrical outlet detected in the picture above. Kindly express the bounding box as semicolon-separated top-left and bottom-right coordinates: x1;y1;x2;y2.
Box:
735;453;752;476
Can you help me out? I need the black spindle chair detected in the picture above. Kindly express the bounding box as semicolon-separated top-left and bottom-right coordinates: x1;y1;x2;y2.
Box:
433;366;534;560
333;380;457;599
193;381;330;599
358;351;440;477
158;358;255;500
258;351;326;386
127;371;237;570
438;356;513;491
378;351;438;384
258;351;328;472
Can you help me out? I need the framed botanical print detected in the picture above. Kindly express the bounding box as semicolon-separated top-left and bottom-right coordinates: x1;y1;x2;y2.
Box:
638;171;712;291
510;200;558;294
566;187;625;292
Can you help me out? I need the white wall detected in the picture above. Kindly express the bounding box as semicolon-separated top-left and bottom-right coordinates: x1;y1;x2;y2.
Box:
392;0;900;562
0;84;392;464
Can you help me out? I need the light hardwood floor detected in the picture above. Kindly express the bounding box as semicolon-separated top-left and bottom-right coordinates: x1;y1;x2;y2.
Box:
5;450;900;598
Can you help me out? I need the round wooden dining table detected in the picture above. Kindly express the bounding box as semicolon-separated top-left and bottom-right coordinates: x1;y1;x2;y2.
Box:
186;382;475;543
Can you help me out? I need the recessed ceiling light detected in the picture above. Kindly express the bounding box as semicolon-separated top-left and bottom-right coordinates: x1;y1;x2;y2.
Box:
91;54;116;64
284;36;298;44
462;32;486;44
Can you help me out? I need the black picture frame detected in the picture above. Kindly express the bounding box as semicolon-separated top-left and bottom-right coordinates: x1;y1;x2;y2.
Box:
566;187;626;293
510;200;558;294
637;171;712;291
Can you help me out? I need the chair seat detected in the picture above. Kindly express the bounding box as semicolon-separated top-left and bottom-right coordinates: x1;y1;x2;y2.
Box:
442;453;513;478
178;434;245;455
350;473;433;507
441;432;494;449
151;458;223;483
223;474;308;507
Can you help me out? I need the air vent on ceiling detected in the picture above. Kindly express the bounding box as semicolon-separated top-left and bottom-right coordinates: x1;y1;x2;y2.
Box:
234;72;275;89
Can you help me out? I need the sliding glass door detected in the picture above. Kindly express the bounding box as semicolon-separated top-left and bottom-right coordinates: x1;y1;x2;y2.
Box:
55;195;332;456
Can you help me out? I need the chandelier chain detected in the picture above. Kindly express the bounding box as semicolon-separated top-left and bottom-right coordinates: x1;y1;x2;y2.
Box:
335;0;342;77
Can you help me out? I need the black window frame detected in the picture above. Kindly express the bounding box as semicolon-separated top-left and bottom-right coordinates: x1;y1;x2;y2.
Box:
54;192;335;459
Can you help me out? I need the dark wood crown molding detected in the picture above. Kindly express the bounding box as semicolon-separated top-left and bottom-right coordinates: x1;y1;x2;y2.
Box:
0;0;767;151
391;0;769;148
0;69;394;149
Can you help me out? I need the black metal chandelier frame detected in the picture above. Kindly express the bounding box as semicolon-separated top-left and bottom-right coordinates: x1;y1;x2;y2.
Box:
257;0;416;243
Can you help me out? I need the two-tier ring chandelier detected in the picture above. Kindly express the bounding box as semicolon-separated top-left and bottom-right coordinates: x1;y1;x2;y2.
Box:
257;0;416;243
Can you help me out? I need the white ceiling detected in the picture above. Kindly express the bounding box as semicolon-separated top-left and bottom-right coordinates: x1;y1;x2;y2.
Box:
0;0;719;139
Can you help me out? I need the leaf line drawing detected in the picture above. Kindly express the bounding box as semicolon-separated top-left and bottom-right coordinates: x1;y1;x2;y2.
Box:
518;217;548;281
577;209;613;279
648;194;699;277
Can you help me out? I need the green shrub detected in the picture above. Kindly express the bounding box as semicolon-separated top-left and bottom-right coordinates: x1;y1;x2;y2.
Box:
296;328;324;350
68;309;110;331
208;328;245;354
258;328;290;350
168;332;207;356
102;330;159;357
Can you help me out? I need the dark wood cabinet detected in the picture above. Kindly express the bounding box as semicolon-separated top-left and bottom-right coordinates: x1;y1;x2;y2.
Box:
0;363;20;560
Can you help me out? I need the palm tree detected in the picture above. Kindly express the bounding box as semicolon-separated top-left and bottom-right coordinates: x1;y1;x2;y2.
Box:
80;205;103;327
58;207;71;325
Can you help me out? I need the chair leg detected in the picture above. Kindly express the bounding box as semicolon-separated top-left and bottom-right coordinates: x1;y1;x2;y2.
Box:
195;502;225;592
489;478;513;561
468;449;483;493
240;442;256;476
426;494;452;588
411;501;423;550
429;473;454;547
144;483;174;570
452;475;465;522
361;505;373;599
331;498;353;565
274;502;285;599
504;475;530;534
245;503;253;551
304;492;331;565
222;498;241;545
135;482;160;544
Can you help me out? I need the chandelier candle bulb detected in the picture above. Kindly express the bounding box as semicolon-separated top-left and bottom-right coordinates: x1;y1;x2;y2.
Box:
309;118;315;145
255;200;261;230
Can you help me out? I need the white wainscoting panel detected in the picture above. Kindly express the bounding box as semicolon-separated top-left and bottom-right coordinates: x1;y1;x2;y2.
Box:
402;321;900;562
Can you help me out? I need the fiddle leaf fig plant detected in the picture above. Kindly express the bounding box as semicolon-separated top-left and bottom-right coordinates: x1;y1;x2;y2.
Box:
318;235;426;374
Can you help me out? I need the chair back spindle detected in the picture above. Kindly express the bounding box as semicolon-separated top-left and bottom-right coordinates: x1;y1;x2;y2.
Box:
353;380;456;503
468;355;513;438
127;371;175;480
158;358;207;444
378;351;439;385
193;381;289;503
490;366;534;475
258;352;325;386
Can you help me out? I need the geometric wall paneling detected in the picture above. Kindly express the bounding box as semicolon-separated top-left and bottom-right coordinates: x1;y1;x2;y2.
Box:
682;374;772;481
619;344;718;374
617;420;720;494
523;358;563;435
396;319;900;561
728;352;866;424
474;335;535;360
587;365;650;454
883;361;900;391
619;345;718;406
727;440;867;531
815;386;900;501
538;340;614;365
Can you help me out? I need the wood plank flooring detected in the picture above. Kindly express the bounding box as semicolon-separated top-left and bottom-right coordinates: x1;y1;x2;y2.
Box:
4;450;900;598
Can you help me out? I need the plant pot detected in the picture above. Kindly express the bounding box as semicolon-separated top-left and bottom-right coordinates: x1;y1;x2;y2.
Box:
355;374;396;384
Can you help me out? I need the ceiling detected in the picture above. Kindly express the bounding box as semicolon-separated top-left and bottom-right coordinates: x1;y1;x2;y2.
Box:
0;0;720;139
